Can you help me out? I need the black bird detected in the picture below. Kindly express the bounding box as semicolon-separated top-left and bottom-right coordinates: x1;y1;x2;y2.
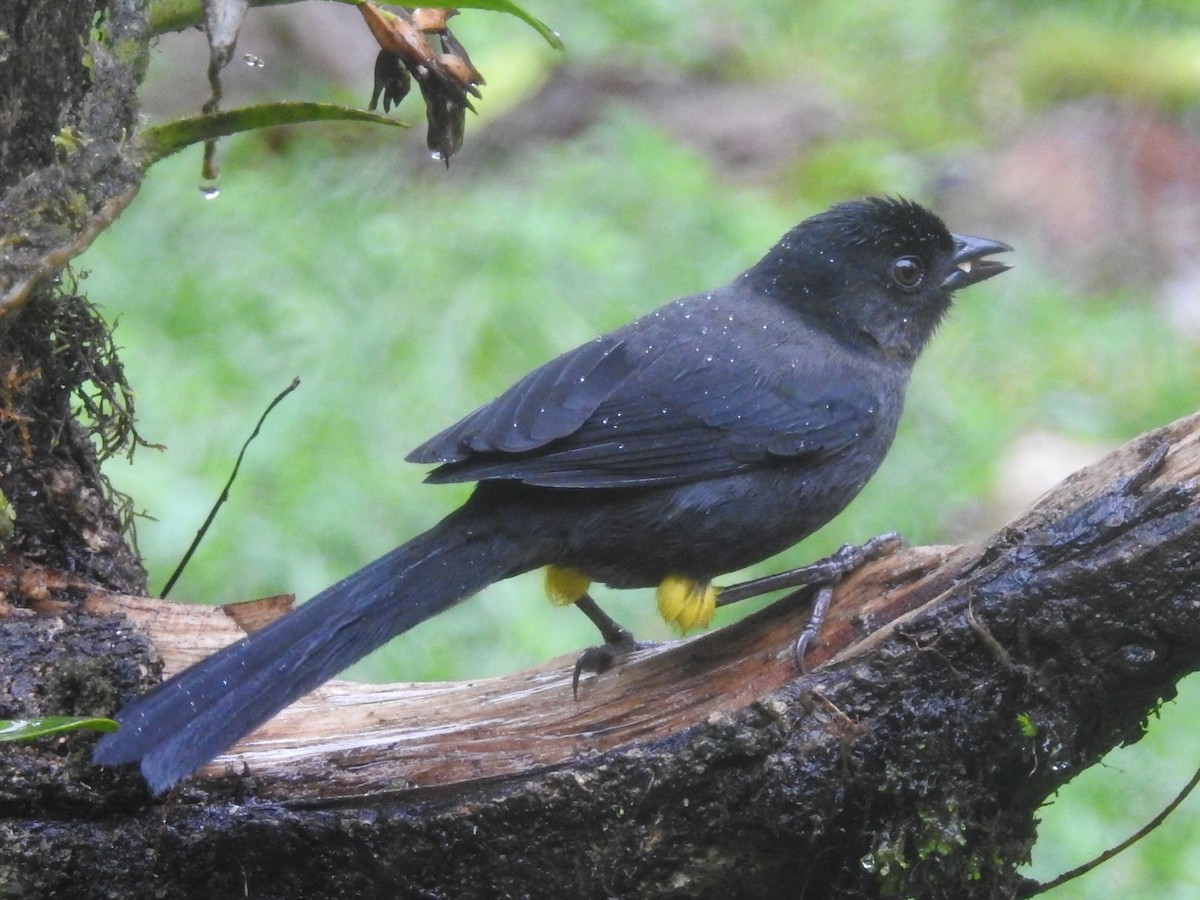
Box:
94;197;1011;793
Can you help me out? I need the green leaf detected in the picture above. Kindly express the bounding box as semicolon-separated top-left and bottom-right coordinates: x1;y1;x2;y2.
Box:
0;717;119;742
451;0;563;50
137;102;410;168
149;0;563;50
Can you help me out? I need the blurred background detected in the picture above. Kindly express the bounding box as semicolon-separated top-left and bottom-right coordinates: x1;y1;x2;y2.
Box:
80;0;1199;894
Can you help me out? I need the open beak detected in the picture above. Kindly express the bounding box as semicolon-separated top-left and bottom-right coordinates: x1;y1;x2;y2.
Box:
943;233;1013;290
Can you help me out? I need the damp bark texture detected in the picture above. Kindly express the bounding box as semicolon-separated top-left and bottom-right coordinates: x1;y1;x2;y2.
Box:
0;0;147;592
3;415;1199;899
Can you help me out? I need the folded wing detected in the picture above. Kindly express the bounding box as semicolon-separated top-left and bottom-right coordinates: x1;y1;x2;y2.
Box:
408;322;874;489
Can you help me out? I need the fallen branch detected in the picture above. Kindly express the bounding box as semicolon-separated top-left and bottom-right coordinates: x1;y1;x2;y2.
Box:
3;411;1199;898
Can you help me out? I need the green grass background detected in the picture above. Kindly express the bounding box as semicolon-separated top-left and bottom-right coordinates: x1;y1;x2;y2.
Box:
80;0;1200;894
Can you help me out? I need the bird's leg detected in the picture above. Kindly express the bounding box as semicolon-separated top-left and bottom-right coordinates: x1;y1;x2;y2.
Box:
716;532;903;671
545;566;657;698
716;533;902;606
573;592;634;647
571;574;721;697
570;592;658;699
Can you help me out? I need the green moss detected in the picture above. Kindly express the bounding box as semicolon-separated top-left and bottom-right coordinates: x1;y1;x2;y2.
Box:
863;798;1007;895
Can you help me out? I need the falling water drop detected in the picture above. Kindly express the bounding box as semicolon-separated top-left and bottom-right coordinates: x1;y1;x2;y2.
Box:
199;183;220;200
243;53;265;68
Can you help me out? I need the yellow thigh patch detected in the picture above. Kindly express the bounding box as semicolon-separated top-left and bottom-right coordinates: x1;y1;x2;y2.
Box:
544;565;592;606
656;575;719;633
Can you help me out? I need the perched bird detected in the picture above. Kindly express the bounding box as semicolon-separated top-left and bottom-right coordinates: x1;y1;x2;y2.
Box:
94;197;1011;793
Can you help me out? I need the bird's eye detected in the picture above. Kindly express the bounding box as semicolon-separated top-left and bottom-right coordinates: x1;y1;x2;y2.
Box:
890;256;924;289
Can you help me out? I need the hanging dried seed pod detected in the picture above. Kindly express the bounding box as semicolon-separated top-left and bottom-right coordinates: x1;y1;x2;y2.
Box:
423;83;465;164
358;2;485;164
410;7;457;33
370;50;411;112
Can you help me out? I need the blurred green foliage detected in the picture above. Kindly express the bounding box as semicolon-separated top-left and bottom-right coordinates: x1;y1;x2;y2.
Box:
79;0;1200;895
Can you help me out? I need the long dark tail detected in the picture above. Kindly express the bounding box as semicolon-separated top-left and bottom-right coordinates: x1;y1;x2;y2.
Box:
93;500;536;794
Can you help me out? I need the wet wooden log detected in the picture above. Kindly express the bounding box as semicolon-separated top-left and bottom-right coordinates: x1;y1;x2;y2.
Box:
4;411;1200;898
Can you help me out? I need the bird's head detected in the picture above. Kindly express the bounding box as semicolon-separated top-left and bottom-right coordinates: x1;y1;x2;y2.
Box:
747;196;1011;361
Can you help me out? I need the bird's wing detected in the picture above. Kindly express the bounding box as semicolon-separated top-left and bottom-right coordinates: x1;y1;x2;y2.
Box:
409;329;875;489
408;335;634;461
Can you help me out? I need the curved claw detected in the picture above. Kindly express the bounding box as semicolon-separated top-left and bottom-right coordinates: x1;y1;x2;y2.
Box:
794;584;834;674
572;637;657;699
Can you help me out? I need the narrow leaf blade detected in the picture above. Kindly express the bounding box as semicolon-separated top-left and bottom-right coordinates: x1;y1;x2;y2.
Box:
0;717;120;742
138;101;410;167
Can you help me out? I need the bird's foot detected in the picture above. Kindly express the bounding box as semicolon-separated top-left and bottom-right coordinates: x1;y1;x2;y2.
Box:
717;532;904;672
571;632;658;699
791;585;834;675
570;592;658;698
